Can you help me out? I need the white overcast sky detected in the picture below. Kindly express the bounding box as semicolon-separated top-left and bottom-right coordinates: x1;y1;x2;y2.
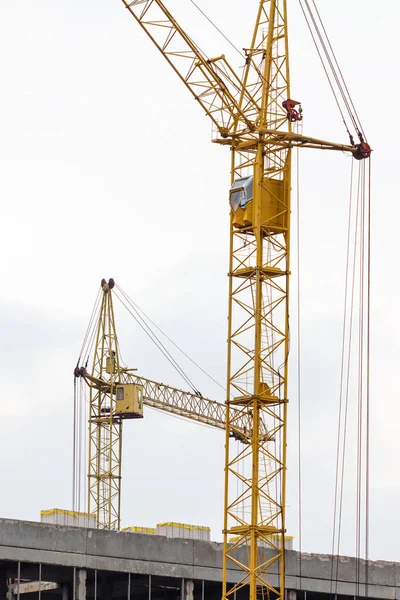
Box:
0;0;399;562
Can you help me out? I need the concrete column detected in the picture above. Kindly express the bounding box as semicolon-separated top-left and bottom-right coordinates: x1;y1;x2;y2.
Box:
62;584;68;600
76;569;86;600
185;580;194;600
288;590;297;600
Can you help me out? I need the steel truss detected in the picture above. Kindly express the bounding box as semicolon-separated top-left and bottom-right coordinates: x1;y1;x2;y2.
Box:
88;281;122;531
115;0;360;596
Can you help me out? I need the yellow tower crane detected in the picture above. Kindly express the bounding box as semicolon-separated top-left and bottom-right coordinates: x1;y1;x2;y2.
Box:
108;2;371;599
74;278;256;531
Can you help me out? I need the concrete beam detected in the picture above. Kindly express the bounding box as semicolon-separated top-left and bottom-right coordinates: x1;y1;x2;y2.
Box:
11;581;59;595
0;519;399;600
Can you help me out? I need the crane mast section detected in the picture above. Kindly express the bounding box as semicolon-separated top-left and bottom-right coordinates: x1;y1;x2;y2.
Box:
88;285;122;532
233;1;288;131
224;2;290;600
122;0;258;136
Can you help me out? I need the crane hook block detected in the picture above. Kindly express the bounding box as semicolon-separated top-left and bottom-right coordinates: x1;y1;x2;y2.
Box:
282;99;303;122
353;141;372;160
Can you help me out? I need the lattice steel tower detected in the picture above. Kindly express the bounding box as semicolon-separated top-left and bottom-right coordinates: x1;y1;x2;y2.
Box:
113;0;370;597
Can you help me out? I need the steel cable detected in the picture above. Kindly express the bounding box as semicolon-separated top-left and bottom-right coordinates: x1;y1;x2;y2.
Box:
331;161;361;593
113;289;200;395
330;157;371;596
365;158;371;599
330;158;354;594
77;288;101;366
356;161;366;598
299;0;367;144
295;121;303;589
304;0;359;133
72;377;77;512
310;0;365;138
188;0;244;59
116;284;226;392
298;1;352;140
355;158;371;599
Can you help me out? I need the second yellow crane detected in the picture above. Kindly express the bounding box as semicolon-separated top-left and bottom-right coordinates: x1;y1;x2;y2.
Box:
74;278;255;531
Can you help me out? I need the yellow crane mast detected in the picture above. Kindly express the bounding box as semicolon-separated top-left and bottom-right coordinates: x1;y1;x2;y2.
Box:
75;278;255;531
114;1;370;599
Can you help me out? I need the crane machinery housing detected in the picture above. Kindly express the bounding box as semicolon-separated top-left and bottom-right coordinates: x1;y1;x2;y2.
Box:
76;3;371;600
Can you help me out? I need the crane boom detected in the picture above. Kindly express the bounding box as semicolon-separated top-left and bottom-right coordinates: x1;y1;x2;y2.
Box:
83;370;254;439
125;375;253;437
122;0;258;136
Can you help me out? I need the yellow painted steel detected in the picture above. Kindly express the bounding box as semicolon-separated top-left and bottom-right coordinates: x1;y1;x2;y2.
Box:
121;526;157;534
40;509;94;519
222;6;292;599
84;282;256;530
157;522;211;532
110;0;360;594
87;279;122;531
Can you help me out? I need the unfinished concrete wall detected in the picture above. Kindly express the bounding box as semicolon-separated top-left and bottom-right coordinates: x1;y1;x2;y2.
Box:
0;519;399;599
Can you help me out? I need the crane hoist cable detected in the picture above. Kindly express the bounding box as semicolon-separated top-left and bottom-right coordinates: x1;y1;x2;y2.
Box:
330;159;356;595
76;287;101;369
113;288;201;396
188;0;244;59
73;375;87;513
116;283;226;393
298;0;370;157
294;119;303;589
308;0;366;139
74;281;226;398
356;158;370;597
73;288;102;513
115;285;267;428
329;157;371;593
365;160;371;596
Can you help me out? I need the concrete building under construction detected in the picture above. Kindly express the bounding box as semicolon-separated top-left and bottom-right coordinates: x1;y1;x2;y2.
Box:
0;518;398;600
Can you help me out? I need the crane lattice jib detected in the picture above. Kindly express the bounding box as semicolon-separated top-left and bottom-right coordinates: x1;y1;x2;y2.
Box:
122;0;261;136
85;370;257;442
120;1;362;599
123;374;255;440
